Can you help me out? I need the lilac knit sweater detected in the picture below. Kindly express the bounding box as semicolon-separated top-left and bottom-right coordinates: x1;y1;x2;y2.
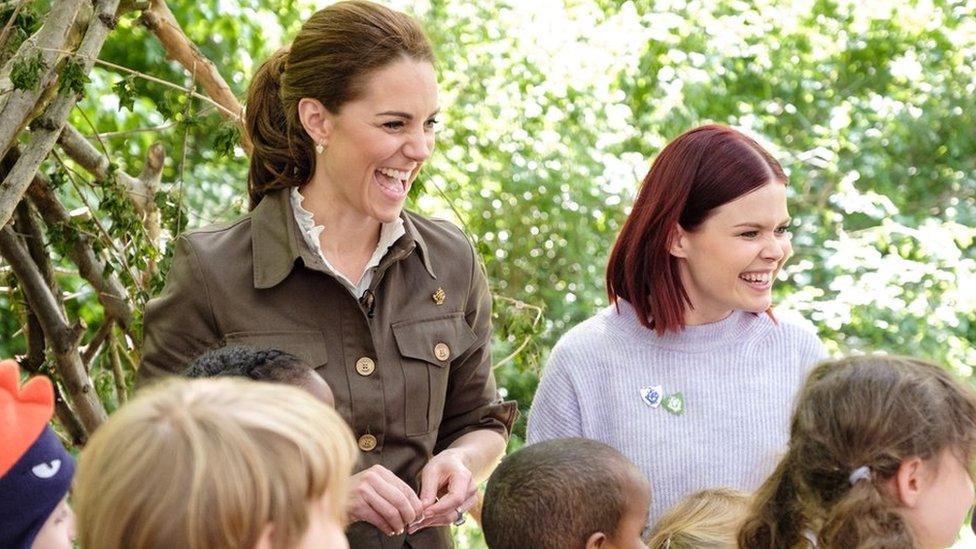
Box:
526;300;826;522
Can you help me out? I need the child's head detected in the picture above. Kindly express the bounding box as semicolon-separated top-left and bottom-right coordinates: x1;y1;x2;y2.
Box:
0;359;76;549
646;488;750;549
74;377;357;549
184;345;334;405
739;355;976;549
482;437;651;549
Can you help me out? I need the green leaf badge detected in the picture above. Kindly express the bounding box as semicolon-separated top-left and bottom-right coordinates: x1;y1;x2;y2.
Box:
662;392;685;416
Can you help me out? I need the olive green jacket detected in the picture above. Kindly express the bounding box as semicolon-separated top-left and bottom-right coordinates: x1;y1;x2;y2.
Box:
140;188;516;548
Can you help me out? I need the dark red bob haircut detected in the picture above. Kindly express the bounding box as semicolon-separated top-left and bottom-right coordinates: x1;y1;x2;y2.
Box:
606;124;788;334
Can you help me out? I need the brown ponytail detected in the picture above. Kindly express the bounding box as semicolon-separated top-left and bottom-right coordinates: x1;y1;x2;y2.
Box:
245;48;301;209
738;454;805;548
739;356;976;549
818;481;913;548
243;1;435;208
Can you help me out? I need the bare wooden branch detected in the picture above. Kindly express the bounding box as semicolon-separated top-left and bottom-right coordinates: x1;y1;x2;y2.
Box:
0;225;107;432
58;124;151;214
109;333;126;404
23;306;45;371
14;199;58;297
58;123;165;253
0;0;122;235
26;174;134;330
81;316;114;368
0;0;87;157
19;318;88;446
18;322;89;446
136;141;164;266
138;0;249;153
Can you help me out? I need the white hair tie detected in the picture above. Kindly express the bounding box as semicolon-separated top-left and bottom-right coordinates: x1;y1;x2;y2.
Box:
848;465;872;485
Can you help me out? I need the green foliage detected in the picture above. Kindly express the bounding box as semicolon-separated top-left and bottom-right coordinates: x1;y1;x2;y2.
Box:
212;121;240;158
112;75;136;112
59;58;90;96
10;49;44;91
0;2;42;57
1;3;975;546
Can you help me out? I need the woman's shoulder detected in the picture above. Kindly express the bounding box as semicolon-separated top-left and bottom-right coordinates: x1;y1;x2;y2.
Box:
758;309;827;359
550;305;628;359
402;210;472;254
175;214;255;259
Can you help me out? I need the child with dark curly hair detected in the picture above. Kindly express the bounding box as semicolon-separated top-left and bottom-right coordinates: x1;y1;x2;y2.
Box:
184;345;334;405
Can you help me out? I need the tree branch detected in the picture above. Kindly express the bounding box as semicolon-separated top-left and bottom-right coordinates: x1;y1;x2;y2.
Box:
138;0;249;153
57;123;164;247
0;0;87;157
26;174;134;330
81;316;114;368
109;332;126;404
14;199;58;297
0;225;107;432
58;124;149;214
0;0;122;234
0;0;30;55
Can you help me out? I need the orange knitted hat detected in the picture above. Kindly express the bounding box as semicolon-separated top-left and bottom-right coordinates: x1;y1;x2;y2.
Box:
0;360;54;477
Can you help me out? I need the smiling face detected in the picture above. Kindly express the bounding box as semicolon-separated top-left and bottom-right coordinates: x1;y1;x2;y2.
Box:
314;58;439;223
670;181;792;325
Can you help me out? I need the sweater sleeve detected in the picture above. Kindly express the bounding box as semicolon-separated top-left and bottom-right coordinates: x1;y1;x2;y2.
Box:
526;343;584;444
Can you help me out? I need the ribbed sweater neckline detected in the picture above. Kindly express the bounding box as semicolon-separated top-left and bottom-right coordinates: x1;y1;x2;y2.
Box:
608;299;765;353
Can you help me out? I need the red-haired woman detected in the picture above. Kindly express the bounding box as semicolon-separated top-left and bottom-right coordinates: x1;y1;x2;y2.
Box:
526;125;826;524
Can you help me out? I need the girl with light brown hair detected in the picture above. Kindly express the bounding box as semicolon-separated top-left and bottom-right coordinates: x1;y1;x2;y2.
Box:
739;355;976;548
73;377;357;549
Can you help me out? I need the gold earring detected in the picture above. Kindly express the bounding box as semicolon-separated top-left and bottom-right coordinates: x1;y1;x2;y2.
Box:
315;142;325;155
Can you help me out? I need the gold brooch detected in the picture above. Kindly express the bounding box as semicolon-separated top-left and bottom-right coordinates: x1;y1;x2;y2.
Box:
432;287;446;305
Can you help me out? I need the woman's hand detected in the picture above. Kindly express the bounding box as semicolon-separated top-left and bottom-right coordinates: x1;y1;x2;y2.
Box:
408;449;479;534
348;464;425;536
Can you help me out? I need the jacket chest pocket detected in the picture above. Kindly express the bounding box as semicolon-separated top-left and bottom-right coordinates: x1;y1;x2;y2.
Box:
392;313;477;436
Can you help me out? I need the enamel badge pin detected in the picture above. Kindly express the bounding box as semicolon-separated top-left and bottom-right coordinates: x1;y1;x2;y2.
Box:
662;392;685;416
639;385;663;408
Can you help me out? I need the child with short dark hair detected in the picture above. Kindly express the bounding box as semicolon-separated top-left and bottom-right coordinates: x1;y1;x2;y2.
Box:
482;437;651;549
0;360;76;549
184;345;334;405
739;355;976;548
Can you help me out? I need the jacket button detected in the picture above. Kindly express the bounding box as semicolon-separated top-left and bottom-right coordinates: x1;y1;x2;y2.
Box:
358;434;377;452
433;342;451;362
355;357;376;376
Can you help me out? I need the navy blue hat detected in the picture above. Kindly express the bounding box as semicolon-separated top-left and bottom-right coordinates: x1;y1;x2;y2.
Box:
0;424;76;548
0;360;76;549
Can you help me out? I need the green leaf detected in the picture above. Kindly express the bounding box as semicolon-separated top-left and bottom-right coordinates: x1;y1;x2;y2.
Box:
212;121;240;158
10;50;45;91
59;59;90;96
112;75;136;112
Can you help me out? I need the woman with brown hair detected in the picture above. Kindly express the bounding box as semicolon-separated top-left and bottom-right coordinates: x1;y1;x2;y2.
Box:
139;2;515;547
527;125;826;523
739;355;976;548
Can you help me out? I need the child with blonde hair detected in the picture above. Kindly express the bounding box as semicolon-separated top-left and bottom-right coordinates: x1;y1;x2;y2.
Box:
739;355;976;548
74;377;357;549
646;488;750;549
